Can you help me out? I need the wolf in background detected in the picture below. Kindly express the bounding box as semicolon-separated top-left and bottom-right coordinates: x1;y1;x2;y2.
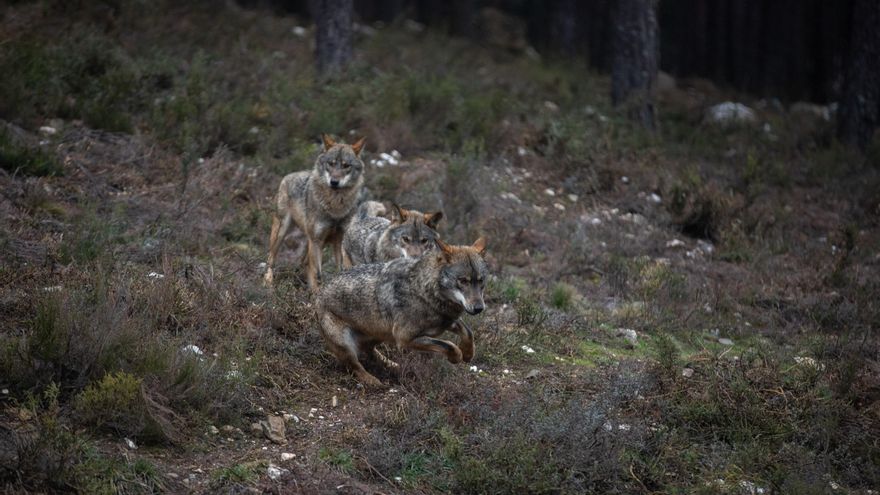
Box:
264;134;366;289
317;237;488;385
342;201;443;266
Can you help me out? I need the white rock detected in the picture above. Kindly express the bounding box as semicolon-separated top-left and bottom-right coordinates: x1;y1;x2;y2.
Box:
666;239;686;248
390;149;401;159
521;345;536;354
267;464;287;480
553;202;565;211
39;126;57;135
718;338;734;346
124;438;137;450
543;101;559;112
292;26;307;37
308;407;317;418
280;453;296;461
42;286;63;292
647;193;662;204
469;365;479;372
682;368;694;378
1;389;8;395
147;272;165;279
589;217;602;226
404;19;424;32
181;345;203;356
618;328;638;346
502;369;510;374
208;425;219;435
621;176;630;184
567;194;578;202
794;356;825;371
331;395;338;408
544;188;555;196
517;146;528;156
705;102;757;125
618;424;631;431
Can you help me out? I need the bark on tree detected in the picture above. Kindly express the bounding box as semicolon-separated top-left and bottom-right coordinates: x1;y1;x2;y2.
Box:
838;0;880;151
312;0;353;76
611;0;659;130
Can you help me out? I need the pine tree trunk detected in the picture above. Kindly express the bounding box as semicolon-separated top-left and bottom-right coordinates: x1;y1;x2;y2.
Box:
312;0;353;76
838;0;880;151
611;0;659;130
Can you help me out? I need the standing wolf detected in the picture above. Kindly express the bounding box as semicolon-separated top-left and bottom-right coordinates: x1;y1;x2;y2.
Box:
317;237;488;385
342;202;443;266
264;134;366;289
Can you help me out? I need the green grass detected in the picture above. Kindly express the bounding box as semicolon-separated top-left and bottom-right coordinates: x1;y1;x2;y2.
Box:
0;129;63;177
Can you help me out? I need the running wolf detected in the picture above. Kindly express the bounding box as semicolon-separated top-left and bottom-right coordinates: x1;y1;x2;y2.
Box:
317;237;488;385
264;134;366;289
342;201;443;266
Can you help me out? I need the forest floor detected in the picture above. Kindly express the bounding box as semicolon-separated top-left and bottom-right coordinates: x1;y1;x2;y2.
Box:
1;3;879;494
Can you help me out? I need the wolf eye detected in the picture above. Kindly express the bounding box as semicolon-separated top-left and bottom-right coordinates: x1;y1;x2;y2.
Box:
420;238;428;244
458;277;469;285
401;236;411;243
342;162;351;169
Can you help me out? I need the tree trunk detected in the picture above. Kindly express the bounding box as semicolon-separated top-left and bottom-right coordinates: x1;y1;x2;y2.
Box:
610;0;659;130
312;0;353;76
838;0;880;151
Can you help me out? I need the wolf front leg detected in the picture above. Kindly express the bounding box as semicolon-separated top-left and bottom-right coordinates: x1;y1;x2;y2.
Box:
265;213;293;286
449;319;475;362
305;237;323;291
404;335;464;364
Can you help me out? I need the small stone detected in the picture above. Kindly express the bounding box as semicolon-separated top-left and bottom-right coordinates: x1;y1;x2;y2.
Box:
525;369;540;379
647;193;662;204
621;176;630;184
331;395;338;408
280;453;296;461
308;407;317;418
543;100;559;112
544;188;556;196
208;425;219;435
682;368;694;378
521;345;536;354
718;338;734;346
553;202;565;211
148;272;165;279
1;389;8;395
221;425;236;434
181;344;203;356
666;239;686;248
502;369;510;374
39;126;57;135
267;464;287;480
124;437;137;450
589;217;602;226
292;26;307;37
567;194;578;202
261;415;286;444
617;328;638;346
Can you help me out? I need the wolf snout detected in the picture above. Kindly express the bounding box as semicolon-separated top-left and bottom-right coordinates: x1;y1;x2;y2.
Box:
330;179;340;188
467;303;484;315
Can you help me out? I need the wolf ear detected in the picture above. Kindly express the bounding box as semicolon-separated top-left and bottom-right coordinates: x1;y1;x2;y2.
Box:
351;136;366;156
390;203;407;223
434;237;455;261
472;236;487;255
424;211;443;230
321;134;337;151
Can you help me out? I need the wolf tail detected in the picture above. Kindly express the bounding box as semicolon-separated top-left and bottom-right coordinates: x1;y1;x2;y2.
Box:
357;200;386;219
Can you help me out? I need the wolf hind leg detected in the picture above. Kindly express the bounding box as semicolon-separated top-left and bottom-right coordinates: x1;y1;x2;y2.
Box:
320;313;382;386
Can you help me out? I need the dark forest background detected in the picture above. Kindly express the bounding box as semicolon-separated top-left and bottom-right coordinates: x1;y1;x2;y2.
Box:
244;0;854;103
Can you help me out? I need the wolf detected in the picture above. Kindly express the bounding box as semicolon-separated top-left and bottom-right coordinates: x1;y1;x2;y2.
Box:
264;134;366;290
342;202;443;266
317;237;488;386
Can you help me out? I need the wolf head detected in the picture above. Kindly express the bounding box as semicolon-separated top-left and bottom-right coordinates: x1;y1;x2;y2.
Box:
315;134;366;190
387;204;443;258
434;237;488;315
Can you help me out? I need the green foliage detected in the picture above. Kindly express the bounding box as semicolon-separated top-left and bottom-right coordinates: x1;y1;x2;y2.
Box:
211;461;265;487
549;282;576;310
74;372;144;433
318;447;356;474
0;130;62;177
